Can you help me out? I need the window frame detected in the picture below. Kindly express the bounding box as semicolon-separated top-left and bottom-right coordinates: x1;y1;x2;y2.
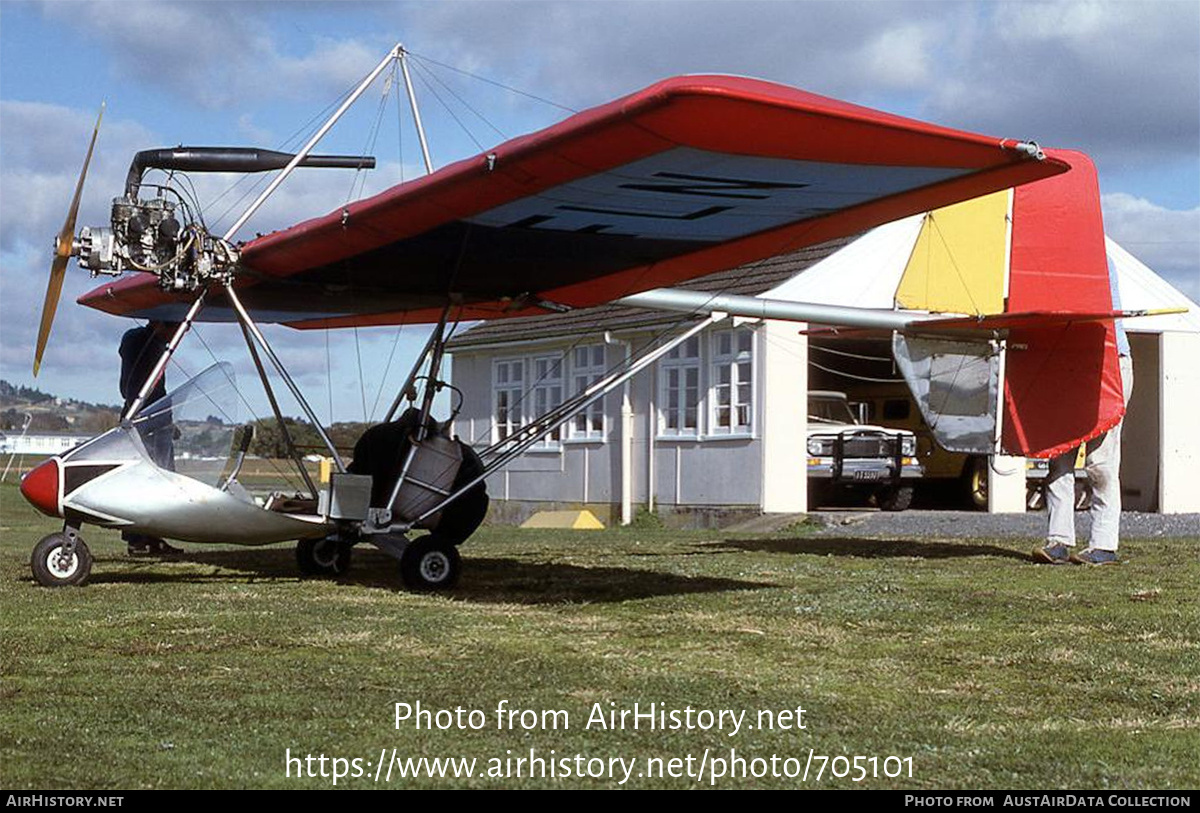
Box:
657;334;703;438
708;326;755;437
567;344;607;442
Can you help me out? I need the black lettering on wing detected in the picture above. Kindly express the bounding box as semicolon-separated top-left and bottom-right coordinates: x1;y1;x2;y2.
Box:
620;171;809;200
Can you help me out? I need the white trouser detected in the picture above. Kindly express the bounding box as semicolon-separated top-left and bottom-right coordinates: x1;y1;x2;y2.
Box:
1045;354;1133;551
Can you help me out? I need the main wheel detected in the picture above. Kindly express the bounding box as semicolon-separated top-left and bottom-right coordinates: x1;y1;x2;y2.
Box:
877;484;914;512
31;533;92;587
400;537;461;590
965;456;988;511
296;537;352;577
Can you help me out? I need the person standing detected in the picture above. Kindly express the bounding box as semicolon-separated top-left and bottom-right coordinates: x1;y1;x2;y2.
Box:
119;320;184;556
1035;262;1133;565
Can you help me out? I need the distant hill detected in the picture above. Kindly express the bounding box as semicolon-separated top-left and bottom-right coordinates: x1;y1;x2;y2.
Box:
0;379;376;454
0;380;121;434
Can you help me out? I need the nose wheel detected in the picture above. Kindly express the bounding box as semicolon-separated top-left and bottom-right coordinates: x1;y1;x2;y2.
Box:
31;529;92;587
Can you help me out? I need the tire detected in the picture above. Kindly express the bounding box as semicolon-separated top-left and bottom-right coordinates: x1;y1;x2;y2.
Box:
296;536;352;577
807;481;832;510
1026;483;1046;511
427;441;489;546
877;484;914;512
31;533;92;587
965;456;988;511
400;537;461;590
1074;480;1093;510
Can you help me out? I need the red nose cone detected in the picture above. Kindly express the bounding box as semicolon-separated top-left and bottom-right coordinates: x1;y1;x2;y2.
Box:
20;458;60;517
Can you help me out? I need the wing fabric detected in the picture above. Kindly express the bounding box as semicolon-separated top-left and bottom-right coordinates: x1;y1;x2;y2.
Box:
79;74;1066;326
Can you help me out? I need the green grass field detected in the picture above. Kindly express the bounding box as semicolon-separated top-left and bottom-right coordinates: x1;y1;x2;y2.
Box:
1;480;1197;789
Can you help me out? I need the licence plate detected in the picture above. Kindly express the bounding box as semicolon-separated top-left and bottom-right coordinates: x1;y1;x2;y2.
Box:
852;470;882;481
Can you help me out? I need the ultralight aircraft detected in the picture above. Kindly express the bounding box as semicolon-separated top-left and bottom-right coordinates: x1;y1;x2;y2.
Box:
18;44;1162;589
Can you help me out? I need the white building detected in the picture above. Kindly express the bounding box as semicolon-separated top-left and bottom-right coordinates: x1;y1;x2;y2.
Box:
0;432;92;457
447;232;1200;524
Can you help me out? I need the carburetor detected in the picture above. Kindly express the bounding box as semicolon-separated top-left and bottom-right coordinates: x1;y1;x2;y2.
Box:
76;195;237;291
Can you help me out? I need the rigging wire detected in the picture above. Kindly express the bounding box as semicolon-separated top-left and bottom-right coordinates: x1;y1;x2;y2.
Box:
325;328;334;428
346;62;394;206
808;359;904;384
409;61;487;153
809;344;894;363
369;315;409;421
403;49;578;114
353;326;368;423
408;55;508;141
206;80;362;233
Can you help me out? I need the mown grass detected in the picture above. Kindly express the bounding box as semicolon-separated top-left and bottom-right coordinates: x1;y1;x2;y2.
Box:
1;481;1197;789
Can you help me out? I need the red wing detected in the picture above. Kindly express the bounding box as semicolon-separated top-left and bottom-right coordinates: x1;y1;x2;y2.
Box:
79;74;1067;326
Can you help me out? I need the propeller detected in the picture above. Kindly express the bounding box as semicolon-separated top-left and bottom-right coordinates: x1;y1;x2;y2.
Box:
33;102;104;377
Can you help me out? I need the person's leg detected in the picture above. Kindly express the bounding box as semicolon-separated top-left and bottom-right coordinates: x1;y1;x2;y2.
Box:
1081;355;1133;556
1036;447;1078;562
1044;449;1078;546
1084;425;1121;552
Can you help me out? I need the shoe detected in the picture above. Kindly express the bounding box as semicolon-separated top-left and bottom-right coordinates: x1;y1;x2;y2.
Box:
1033;543;1072;564
126;538;183;557
1071;547;1118;565
147;538;184;556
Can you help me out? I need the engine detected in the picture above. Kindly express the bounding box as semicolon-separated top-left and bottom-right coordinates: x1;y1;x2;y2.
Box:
76;196;237;291
73;146;374;292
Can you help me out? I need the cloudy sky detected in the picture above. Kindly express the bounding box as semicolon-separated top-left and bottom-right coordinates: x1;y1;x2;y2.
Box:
1;0;1196;423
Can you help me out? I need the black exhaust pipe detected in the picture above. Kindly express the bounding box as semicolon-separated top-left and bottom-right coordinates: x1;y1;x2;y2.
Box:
125;147;376;197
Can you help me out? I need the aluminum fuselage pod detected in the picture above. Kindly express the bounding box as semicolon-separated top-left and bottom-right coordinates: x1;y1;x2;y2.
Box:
20;424;331;546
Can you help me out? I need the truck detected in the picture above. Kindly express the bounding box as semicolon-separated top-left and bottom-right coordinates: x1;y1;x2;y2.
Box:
845;386;1091;511
807;390;923;511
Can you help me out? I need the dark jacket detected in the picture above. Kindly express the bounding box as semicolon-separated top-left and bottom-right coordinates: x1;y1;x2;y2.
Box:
119;325;167;414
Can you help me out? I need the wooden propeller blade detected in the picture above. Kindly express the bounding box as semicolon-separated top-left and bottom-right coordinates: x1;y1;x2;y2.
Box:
33;103;104;376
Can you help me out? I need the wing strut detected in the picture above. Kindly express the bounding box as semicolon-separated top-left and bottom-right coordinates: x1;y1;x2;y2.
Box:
237;321;319;498
361;312;726;536
121;293;207;421
398;46;435;175
222;43;404;241
225;283;348;472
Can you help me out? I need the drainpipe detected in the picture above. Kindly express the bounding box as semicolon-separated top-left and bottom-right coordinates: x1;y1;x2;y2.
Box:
605;331;634;526
647;365;656;514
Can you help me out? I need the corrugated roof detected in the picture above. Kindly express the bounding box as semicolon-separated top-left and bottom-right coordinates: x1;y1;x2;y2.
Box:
446;236;856;350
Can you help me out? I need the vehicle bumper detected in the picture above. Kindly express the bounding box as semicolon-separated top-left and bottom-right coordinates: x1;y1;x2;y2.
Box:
807;458;923;482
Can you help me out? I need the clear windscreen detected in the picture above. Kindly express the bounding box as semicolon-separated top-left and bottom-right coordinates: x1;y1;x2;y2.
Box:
131;362;240;487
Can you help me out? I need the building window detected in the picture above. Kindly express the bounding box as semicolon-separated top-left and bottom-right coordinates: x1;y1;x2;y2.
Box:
570;344;606;439
710;327;754;434
530;355;564;446
659;335;701;436
493;358;525;442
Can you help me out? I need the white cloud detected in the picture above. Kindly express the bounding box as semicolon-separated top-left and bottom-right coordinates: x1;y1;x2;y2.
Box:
1102;192;1200;302
855;23;937;89
926;1;1199;165
40;1;387;109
